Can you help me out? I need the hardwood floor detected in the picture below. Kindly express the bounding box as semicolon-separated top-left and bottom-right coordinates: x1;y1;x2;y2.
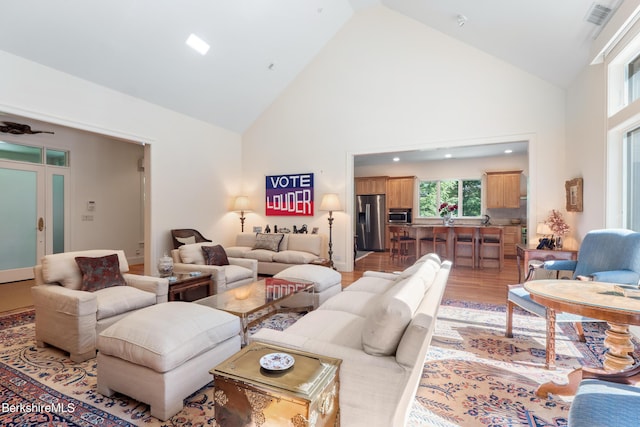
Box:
346;251;519;306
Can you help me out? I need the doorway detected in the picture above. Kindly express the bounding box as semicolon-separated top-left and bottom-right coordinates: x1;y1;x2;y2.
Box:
0;159;69;283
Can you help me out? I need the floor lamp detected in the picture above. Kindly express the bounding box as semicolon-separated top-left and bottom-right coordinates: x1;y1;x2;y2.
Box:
320;193;342;270
233;196;252;232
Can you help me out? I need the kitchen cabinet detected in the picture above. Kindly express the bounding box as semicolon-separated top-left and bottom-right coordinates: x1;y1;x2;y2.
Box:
486;171;522;209
355;176;387;195
503;225;522;257
386;176;416;209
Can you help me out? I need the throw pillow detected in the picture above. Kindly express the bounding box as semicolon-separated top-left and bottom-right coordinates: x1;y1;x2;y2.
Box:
202;245;230;266
175;235;196;245
75;254;126;292
253;233;284;252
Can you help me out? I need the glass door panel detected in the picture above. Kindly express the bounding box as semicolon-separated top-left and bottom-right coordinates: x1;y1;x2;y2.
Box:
0;162;45;282
48;170;69;254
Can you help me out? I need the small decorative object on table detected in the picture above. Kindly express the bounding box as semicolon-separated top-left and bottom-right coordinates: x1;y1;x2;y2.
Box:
439;202;458;226
259;352;295;371
157;253;174;277
545;209;570;250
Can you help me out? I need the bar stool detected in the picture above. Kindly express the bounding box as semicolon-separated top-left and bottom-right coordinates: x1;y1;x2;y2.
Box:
479;227;504;270
420;226;449;260
389;226;416;264
453;227;476;268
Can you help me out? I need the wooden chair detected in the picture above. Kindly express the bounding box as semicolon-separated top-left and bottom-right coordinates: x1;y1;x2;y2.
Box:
453;227;476;268
478;227;503;270
420;226;449;260
389;226;416;264
171;229;212;249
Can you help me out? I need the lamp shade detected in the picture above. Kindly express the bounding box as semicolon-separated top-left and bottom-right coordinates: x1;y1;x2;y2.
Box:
536;223;552;235
233;196;251;212
319;193;342;212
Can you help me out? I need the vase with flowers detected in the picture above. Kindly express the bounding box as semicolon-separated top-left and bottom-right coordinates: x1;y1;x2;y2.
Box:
545;209;570;249
439;202;458;225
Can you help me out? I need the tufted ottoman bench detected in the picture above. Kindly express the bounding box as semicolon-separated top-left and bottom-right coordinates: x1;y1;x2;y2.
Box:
274;264;342;308
96;302;241;420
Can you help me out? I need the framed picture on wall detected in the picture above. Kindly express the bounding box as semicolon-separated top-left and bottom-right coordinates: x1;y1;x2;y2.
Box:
565;178;583;212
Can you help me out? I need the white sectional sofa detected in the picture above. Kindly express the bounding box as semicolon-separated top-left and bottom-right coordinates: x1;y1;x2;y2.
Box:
225;232;327;275
251;253;451;427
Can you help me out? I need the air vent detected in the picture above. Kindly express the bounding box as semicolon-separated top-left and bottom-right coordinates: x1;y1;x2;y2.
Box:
586;3;613;26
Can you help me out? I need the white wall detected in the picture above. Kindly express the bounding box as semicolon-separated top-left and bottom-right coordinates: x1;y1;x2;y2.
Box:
565;63;607;241
243;6;567;270
0;50;243;273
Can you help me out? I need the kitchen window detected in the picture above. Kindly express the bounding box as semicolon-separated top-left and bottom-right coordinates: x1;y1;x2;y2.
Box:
418;179;481;218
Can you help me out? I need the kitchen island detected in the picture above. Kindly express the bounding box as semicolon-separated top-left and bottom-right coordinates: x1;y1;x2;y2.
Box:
391;224;519;268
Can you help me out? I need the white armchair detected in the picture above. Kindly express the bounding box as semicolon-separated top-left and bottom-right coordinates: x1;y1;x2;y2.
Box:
171;242;257;293
32;249;168;362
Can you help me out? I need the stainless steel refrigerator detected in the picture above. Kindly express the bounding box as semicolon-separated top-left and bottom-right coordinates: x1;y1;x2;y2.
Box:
355;194;386;251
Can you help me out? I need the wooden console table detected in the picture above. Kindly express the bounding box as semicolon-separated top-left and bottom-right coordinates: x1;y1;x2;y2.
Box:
167;272;213;301
515;243;577;283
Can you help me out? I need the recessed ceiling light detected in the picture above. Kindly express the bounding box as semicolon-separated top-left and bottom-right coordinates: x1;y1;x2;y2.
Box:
444;154;452;158
504;149;513;154
393;157;400;162
186;34;210;55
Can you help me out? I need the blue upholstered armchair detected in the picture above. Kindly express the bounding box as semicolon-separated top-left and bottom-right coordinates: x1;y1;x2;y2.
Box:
543;228;640;286
506;228;640;369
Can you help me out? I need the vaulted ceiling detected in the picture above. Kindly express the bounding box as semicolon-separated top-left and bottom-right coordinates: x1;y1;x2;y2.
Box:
0;0;621;134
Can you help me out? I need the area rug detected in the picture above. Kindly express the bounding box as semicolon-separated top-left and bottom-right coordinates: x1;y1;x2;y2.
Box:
355;250;374;262
0;309;302;427
0;302;631;426
406;300;637;427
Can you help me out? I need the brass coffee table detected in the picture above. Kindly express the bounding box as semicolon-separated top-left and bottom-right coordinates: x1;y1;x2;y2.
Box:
211;341;341;426
196;277;314;342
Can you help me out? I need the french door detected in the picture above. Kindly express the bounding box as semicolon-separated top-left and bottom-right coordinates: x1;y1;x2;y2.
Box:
0;160;69;282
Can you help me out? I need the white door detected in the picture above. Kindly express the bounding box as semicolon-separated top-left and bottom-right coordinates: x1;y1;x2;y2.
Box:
0;161;68;282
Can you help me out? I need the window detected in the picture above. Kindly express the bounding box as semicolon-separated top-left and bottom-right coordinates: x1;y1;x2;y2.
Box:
0;141;42;163
0;141;69;167
607;25;640;231
46;149;69;167
626;126;640;230
418;179;482;217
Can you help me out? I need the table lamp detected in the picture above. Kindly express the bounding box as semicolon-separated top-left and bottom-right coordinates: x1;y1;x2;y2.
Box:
319;193;342;270
536;223;552;236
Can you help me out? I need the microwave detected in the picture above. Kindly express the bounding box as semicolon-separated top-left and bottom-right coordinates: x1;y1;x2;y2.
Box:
388;209;412;224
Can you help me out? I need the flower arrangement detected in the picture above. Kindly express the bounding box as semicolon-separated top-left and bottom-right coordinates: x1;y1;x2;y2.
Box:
439;202;458;217
545;209;569;236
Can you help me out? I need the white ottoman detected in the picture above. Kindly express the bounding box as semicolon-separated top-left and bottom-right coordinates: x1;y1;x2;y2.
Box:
274;264;342;308
96;302;241;420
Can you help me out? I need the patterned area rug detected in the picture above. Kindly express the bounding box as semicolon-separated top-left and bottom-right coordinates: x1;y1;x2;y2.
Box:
407;300;636;427
0;309;301;426
0;302;632;426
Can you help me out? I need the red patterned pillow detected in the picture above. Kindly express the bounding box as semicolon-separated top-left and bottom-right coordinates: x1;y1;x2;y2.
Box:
75;254;126;292
202;245;230;266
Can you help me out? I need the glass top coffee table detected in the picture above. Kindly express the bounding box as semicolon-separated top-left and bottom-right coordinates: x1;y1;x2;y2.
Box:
196;277;314;343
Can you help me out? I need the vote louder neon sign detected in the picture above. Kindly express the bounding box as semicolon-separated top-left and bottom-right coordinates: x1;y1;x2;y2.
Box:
265;173;314;216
